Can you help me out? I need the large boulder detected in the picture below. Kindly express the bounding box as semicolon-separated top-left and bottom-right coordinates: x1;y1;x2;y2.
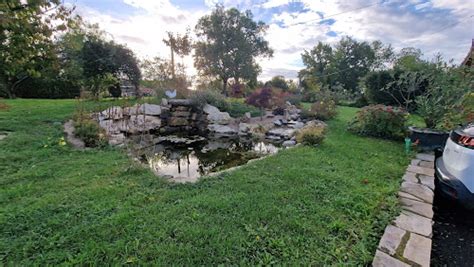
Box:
127;115;161;133
99;119;129;134
203;104;231;125
127;103;161;116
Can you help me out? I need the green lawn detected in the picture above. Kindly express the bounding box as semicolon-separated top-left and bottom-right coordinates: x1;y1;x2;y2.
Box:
0;99;409;265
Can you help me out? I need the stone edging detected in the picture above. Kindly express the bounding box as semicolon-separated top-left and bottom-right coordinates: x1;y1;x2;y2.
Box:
373;153;435;267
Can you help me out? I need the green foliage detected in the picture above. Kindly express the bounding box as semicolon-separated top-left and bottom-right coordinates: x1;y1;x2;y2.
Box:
0;100;408;265
194;5;273;94
299;37;394;95
0;0;73;98
190;89;229;109
348;105;408;140
438;92;474;130
308;99;337;121
268;76;289;91
296;124;327;145
141;57;190;97
415;63;473;129
225;98;261;117
73;118;106;147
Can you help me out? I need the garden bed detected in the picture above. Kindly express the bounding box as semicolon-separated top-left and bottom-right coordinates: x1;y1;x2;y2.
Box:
0;100;409;265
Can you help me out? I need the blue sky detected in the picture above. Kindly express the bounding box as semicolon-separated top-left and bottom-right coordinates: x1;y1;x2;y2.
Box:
66;0;473;80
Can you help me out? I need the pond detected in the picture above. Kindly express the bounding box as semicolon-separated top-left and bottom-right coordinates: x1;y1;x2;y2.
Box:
134;136;279;183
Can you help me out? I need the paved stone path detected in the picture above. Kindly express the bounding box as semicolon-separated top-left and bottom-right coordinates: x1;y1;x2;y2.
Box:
373;153;435;267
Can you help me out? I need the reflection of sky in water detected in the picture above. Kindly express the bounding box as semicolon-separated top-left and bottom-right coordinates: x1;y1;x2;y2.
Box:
146;140;279;182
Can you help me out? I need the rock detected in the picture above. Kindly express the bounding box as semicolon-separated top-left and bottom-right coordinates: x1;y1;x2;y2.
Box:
108;133;125;146
393;211;432;237
407;165;435;177
419;160;434;168
399;197;434;219
238;123;250;135
403;233;431;267
416;153;435;162
400;181;434;204
99;119;129;134
168;99;192;106
267;128;296;139
273;119;283;126
100;106;123;120
373;250;410;267
290;114;299;120
0;133;7;141
402;172;418;183
418;175;435;191
290;121;305;129
208;124;237;135
378;225;406;256
282;140;296;147
204;104;231;125
127;103;161;116
172;111;191;117
128;115;161;132
173;106;189;111
161;98;168;106
168;117;188;126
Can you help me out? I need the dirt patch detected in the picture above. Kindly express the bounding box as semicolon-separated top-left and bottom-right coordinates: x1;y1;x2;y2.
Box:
0;102;10;111
64;120;86;149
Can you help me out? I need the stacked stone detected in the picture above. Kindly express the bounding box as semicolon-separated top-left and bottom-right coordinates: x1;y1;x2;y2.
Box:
160;99;207;135
373;153;436;267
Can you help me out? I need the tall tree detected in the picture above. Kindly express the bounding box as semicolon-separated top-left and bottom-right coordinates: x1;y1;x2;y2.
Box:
163;30;192;80
194;5;273;95
0;0;73;98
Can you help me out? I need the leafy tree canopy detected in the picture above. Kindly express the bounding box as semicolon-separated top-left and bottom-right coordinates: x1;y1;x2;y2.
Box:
194;5;273;95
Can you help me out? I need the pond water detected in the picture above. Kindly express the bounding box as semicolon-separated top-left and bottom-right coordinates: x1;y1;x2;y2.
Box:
136;137;279;183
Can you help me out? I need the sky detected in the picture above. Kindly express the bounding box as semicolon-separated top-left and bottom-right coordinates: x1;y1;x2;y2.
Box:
64;0;474;81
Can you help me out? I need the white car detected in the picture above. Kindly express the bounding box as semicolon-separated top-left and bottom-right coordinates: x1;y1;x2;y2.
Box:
435;123;474;209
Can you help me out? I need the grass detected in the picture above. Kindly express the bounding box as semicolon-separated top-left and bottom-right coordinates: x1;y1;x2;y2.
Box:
0;99;409;265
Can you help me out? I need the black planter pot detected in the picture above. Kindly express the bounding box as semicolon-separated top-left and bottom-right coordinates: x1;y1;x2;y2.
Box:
408;126;449;151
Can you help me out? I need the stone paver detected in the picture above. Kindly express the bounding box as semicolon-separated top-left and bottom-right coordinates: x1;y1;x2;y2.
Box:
373;153;434;266
400;181;434;204
402;172;418;183
403;233;432;267
398;191;424;202
419;160;434;168
407;165;435;177
394;211;432;237
416;153;435;162
373;250;410;267
378;225;407;255
399;197;434;219
418;175;435;191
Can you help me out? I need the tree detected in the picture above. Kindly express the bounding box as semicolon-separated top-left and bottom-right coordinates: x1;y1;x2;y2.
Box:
0;0;73;98
140;56;190;97
80;37;141;98
268;75;289;91
246;87;273;120
163;30;192;80
194;5;273;96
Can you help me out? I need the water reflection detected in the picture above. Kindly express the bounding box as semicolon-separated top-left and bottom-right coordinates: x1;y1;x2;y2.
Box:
142;138;279;182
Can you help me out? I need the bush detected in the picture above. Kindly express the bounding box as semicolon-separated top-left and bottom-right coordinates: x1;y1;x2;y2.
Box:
348;105;408;140
190;90;229;111
300;94;337;121
296;124;327;146
438;92;474;130
74;119;107;147
225;98;261;117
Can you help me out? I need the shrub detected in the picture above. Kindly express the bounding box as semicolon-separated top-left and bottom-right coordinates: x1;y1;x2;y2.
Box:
296;124;327;146
348;105;408;140
190;90;229;111
74;119;107;147
300;93;337;121
225;98;261;117
286;94;302;106
438;92;474;130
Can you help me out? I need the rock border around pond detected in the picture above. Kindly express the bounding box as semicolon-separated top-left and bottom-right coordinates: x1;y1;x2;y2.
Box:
373;153;435;267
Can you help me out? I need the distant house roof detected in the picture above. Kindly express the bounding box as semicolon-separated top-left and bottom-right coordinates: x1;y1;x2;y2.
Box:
461;39;474;67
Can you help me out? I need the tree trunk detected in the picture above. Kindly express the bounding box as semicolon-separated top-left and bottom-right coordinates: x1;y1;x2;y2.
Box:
170;46;175;81
222;78;228;97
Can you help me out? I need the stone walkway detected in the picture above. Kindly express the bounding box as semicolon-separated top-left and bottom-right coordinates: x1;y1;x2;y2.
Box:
373;153;435;267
